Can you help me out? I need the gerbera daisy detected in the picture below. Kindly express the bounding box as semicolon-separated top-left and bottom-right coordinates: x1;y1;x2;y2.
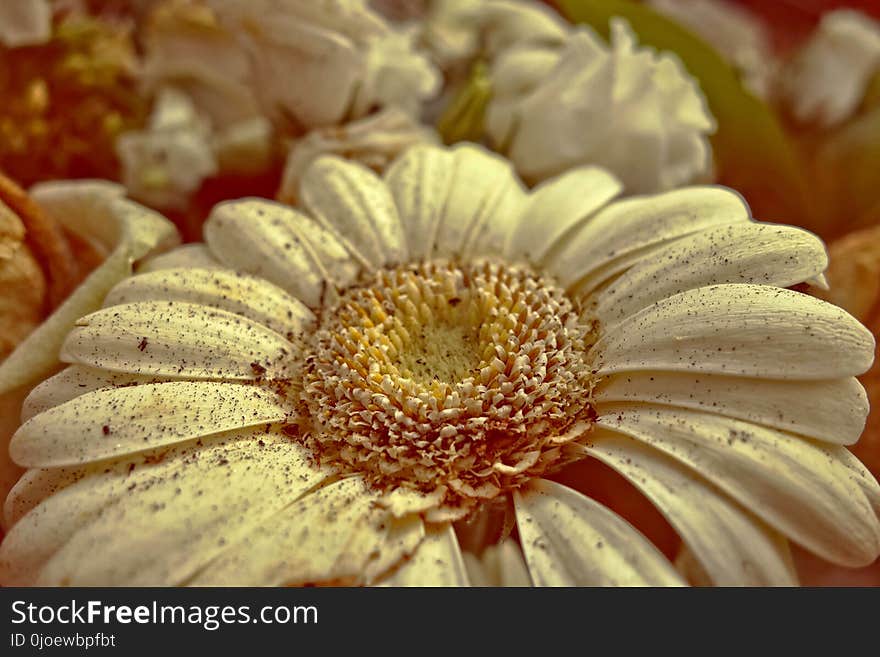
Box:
2;143;878;586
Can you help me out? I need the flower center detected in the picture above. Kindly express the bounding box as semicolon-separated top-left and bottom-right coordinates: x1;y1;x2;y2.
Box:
299;260;596;520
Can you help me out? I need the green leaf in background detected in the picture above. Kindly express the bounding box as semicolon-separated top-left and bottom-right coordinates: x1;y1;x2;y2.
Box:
556;0;817;230
437;61;493;145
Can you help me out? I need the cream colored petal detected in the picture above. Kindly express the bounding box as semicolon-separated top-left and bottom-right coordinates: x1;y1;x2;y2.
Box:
61;301;299;380
593;223;829;328
136;243;223;273
21;365;159;423
385;523;469;586
817;445;880;518
33;433;331;586
462;539;532;587
10;381;290;468
592;284;875;380
513;478;685;586
0;191;179;395
581;436;798;586
594;404;880;566
189;477;421;586
1;425;299;584
300;156;406;268
505;165;622;263
544;186;750;294
204;198;359;309
104;268;316;341
383;143;454;261
432;143;526;260
594;373;868;445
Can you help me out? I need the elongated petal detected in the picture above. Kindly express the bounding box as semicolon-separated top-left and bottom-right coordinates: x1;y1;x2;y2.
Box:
514;478;685;586
544;186;751;293
190;477;421;586
593;223;829;327
386;523;470;586
592;284;875;379
384;144;455;260
11;381;290;467
34;434;331;585
137;243;223;273
594;372;868;444
21;365;159;423
594;404;880;566
432;144;525;260
301;156;406;268
204;198;358;308
104;268;316;340
505;166;622;263
0;426;307;584
462;539;532;587
61;301;299;380
581;436;797;586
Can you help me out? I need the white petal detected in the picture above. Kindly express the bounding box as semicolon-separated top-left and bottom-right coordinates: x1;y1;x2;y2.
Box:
432;143;526;260
593;223;829;328
33;433;331;585
189;477;421;586
11;381;290;468
104;268;316;341
300;156;406;268
136;243;224;273
544;186;751;294
594;404;880;566
514;478;685;586
0;426;308;584
504;165;622;263
594;373;868;445
592;284;875;380
21;365;158;423
204;198;359;309
383;143;455;260
386;523;470;586
61;301;300;380
580;436;798;586
462;539;533;587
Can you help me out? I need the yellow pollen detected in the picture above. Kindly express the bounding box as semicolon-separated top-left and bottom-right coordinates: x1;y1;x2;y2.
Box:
299;260;596;520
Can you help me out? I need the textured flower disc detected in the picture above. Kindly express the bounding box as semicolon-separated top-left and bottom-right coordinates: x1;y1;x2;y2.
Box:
302;259;596;520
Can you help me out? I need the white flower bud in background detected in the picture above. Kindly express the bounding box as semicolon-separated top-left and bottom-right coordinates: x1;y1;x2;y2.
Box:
486;18;716;193
116;88;218;210
782;10;880;126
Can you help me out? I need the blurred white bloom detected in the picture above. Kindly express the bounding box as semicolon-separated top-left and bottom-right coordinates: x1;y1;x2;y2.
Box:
486;19;715;192
142;1;262;131
205;0;440;128
648;0;775;98
0;0;50;47
116;88;218;210
277;107;437;204
783;10;880;126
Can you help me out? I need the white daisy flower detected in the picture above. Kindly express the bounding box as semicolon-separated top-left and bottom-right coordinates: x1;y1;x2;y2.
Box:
0;0;51;48
2;143;878;586
647;0;776;98
486;19;716;193
782;9;880;127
